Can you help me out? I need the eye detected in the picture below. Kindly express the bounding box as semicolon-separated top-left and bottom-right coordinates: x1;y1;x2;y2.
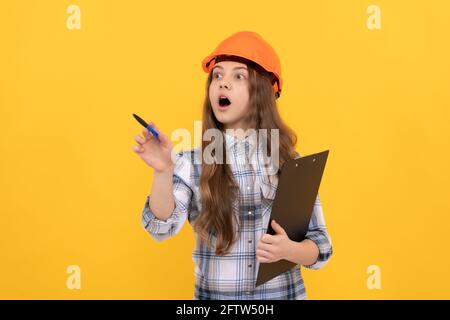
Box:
236;73;247;80
213;72;222;79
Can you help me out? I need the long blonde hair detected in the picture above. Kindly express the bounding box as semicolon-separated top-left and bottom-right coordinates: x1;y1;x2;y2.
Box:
194;55;297;255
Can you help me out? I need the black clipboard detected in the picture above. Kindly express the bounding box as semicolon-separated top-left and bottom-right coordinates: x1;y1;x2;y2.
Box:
255;150;329;287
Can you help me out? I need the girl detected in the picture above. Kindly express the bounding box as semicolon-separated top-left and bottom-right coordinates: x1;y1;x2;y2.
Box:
132;31;332;300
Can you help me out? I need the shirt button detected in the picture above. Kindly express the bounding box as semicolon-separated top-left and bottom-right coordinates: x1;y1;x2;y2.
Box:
248;240;252;244
245;291;252;295
248;211;252;215
247;186;251;190
248;264;252;268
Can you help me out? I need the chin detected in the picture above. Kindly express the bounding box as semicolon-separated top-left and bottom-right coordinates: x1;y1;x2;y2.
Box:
216;118;237;129
214;115;232;125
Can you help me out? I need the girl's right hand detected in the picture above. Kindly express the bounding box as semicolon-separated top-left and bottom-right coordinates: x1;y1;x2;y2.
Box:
132;122;174;173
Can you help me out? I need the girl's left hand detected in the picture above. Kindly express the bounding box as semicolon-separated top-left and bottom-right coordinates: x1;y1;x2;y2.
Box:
256;220;293;263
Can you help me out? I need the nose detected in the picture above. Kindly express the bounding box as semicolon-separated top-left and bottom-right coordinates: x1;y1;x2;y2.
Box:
219;79;231;90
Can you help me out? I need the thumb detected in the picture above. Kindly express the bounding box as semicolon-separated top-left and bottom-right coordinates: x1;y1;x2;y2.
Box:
271;219;287;236
148;122;171;146
157;130;171;146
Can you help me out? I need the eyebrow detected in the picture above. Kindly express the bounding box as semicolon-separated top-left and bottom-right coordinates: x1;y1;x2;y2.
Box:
212;65;248;72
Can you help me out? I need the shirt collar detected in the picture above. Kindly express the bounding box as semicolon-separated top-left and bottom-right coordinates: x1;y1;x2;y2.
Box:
223;130;279;199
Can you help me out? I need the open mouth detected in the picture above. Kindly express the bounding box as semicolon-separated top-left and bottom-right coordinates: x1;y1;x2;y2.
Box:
218;96;231;107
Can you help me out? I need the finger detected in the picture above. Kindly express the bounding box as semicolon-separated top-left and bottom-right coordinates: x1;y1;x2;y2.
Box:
156;130;171;144
147;122;159;133
142;128;153;141
257;241;274;252
134;135;146;145
256;249;273;260
271;219;287;236
148;122;171;145
261;234;273;244
261;234;276;244
256;250;273;263
257;256;271;263
132;144;144;153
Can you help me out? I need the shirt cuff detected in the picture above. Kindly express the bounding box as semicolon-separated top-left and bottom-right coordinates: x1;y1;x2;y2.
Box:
141;195;177;238
302;232;333;270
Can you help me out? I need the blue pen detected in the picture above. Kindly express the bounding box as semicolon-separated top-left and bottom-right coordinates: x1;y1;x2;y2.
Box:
132;113;160;142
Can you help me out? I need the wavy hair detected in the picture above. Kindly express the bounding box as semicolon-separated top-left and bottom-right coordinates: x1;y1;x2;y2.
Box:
193;55;297;255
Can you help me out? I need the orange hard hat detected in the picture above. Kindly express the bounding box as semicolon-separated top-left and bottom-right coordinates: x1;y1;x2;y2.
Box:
201;31;283;98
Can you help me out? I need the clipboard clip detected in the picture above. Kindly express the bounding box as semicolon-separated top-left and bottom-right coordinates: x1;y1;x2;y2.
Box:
295;157;317;167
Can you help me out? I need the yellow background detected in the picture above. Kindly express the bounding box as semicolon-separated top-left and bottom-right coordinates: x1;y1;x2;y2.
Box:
1;0;449;299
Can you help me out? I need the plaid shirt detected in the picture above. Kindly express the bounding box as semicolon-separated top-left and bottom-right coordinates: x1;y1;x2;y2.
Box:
142;132;332;300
